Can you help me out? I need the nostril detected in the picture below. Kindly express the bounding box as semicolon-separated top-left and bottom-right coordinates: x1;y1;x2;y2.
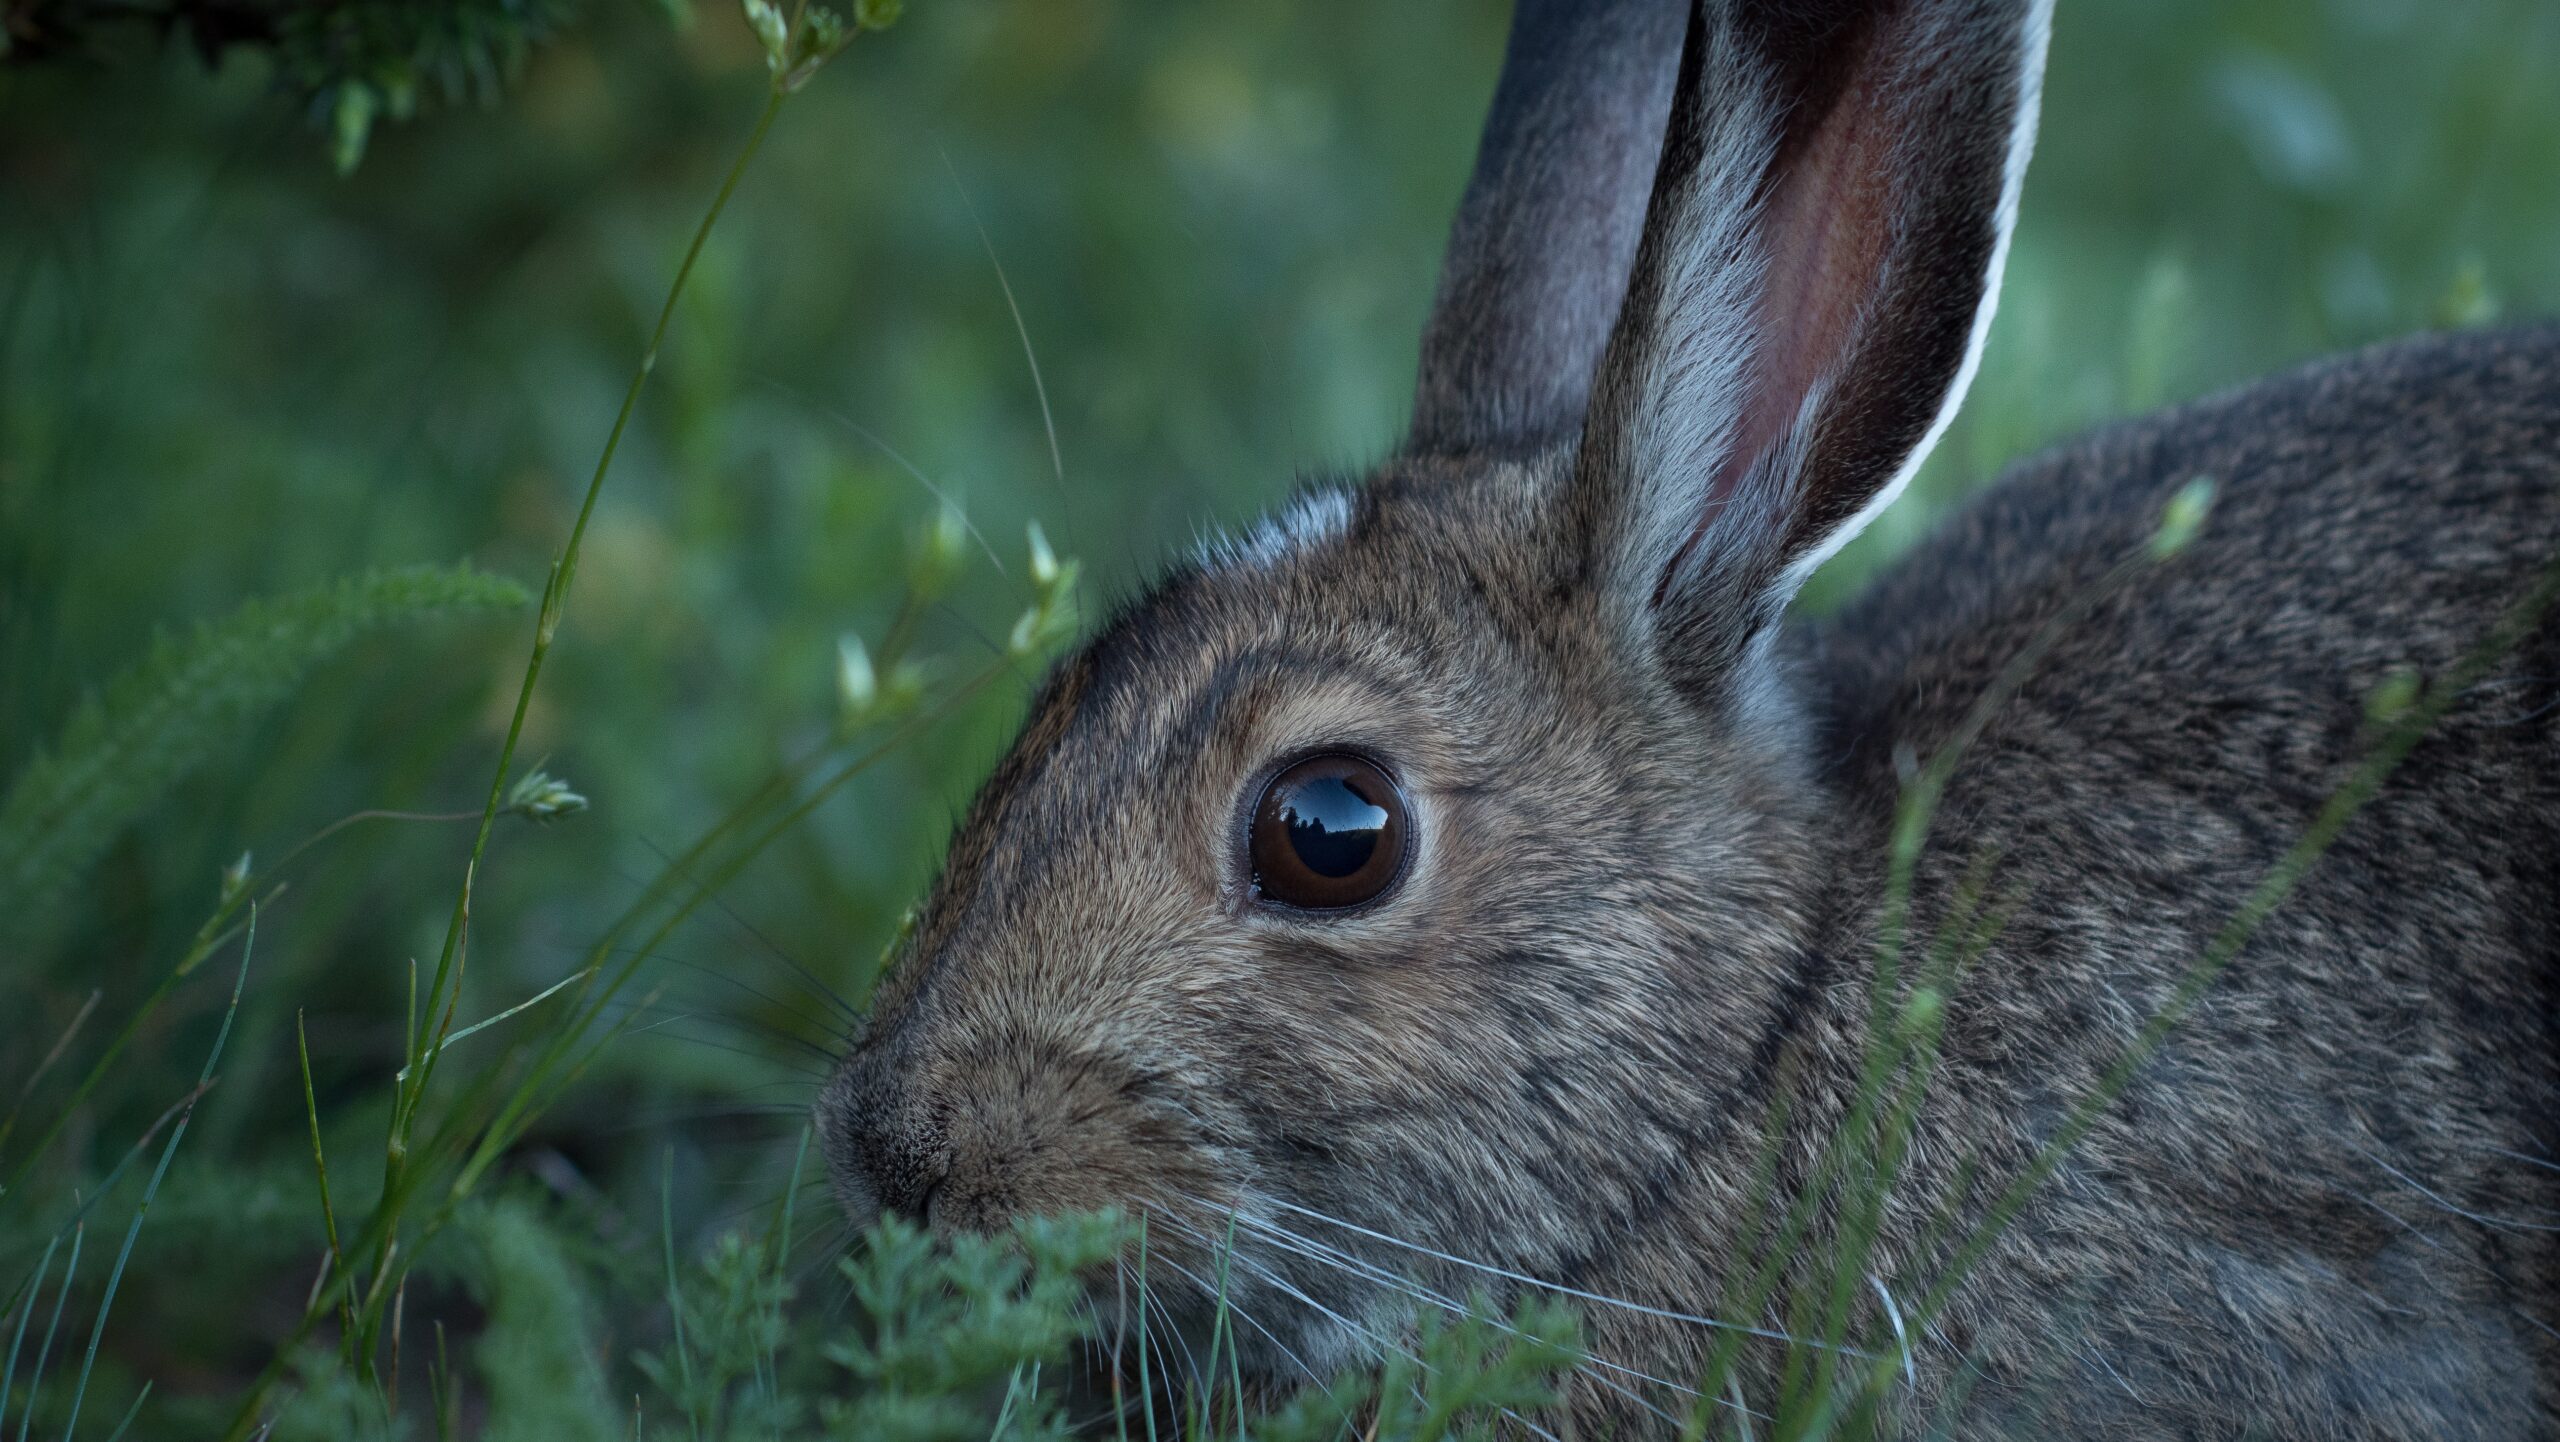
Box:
828;1058;950;1224
856;1125;950;1224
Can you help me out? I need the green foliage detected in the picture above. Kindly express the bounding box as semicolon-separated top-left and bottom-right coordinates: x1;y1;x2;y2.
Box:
0;564;525;939
1268;1295;1582;1442
611;1209;1584;1442
266;1347;402;1442
471;1198;618;1442
53;929;254;1439
275;0;581;172
1;0;582;171
818;1211;1121;1441
3;917;253;1442
636;1225;800;1436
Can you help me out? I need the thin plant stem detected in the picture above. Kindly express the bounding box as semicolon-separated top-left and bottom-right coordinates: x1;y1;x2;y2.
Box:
61;912;256;1438
394;84;787;1141
220;79;797;1442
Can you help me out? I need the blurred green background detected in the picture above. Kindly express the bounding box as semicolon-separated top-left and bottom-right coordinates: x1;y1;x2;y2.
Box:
0;0;2554;1432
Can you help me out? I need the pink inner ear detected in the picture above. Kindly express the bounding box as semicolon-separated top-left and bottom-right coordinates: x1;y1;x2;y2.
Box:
1698;52;1900;542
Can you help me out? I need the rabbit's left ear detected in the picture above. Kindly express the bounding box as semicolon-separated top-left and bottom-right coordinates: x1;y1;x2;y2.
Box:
1574;0;2052;683
1407;0;1689;456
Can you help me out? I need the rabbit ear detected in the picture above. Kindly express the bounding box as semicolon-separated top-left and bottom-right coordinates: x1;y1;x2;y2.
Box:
1406;0;1689;456
1573;0;2051;682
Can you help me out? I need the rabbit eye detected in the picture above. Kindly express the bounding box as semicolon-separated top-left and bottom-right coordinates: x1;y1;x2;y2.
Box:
1248;754;1410;911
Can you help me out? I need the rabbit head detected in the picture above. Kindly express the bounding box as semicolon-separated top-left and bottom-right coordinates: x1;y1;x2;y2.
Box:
816;0;2050;1383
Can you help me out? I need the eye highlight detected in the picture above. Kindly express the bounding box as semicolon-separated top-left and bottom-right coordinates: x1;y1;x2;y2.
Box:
1248;753;1410;911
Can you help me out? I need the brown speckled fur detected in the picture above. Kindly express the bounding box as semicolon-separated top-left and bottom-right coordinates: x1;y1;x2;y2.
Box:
818;1;2559;1435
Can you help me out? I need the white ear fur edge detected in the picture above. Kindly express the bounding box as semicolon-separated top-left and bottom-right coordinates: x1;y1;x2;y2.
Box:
1772;0;2056;596
1197;487;1356;572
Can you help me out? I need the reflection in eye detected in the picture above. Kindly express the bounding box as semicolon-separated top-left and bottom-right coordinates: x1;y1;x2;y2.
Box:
1249;754;1408;910
1279;774;1390;878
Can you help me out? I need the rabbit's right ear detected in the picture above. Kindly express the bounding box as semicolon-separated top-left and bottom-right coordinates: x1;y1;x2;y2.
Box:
1406;0;1689;456
1574;0;2052;691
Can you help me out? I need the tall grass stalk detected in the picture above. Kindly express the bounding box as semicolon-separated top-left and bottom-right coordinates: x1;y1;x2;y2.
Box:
8;1221;77;1441
0;1234;56;1433
661;1148;703;1442
214;7;904;1432
58;908;256;1437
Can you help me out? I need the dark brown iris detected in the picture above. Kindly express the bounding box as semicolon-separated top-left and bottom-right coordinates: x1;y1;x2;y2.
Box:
1248;753;1410;910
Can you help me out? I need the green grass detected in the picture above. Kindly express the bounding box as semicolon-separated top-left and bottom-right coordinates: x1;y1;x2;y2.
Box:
0;0;2555;1436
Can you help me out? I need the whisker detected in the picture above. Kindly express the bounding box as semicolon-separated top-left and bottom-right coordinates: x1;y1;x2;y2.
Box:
1154;1215;1399;1360
1124;1245;1164;1416
586;927;844;1060
2082;1338;2141;1402
1149;1251;1321;1387
629;953;847;1050
1869;1274;1918;1390
785;394;1017;585
1065;1294;1145;1435
822;1261;861;1326
612;1020;833;1080
579;934;848;1040
700;1179;831;1231
1109;1255;1130;1375
1141;1293;1185;1420
1149;1212;1568;1442
2348;1191;2560;1346
628;836;863;1025
938;151;1082;574
616;1103;815;1129
2354;1143;2560;1231
607;995;840;1063
792;1224;858;1289
1071;1295;1098;1383
1219;1207;1755;1423
1251;1194;1871;1358
1144;1274;1207;1400
928;599;1026;669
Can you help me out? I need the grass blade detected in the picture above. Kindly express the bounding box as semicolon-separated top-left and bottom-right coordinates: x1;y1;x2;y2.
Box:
1;1237;59;1436
95;1379;150;1442
294;1011;345;1279
392;965;595;1084
662;1148;702;1442
60;907;256;1439
13;1223;80;1442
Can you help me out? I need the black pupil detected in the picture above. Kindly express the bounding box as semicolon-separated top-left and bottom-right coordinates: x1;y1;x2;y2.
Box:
1280;775;1389;878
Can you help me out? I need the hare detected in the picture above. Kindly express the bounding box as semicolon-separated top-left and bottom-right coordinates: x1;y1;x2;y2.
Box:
817;0;2560;1435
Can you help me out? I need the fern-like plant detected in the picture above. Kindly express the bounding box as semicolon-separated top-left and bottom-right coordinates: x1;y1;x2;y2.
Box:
0;562;526;938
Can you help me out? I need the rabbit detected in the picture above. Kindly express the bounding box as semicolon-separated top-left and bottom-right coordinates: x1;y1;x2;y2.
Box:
816;0;2560;1435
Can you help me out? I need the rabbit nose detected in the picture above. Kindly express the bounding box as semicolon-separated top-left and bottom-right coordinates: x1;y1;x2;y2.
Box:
866;1144;949;1223
837;1101;950;1224
817;1031;953;1226
841;1083;949;1223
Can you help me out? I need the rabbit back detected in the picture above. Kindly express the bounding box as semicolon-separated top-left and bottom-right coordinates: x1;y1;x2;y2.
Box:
1803;324;2560;1436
